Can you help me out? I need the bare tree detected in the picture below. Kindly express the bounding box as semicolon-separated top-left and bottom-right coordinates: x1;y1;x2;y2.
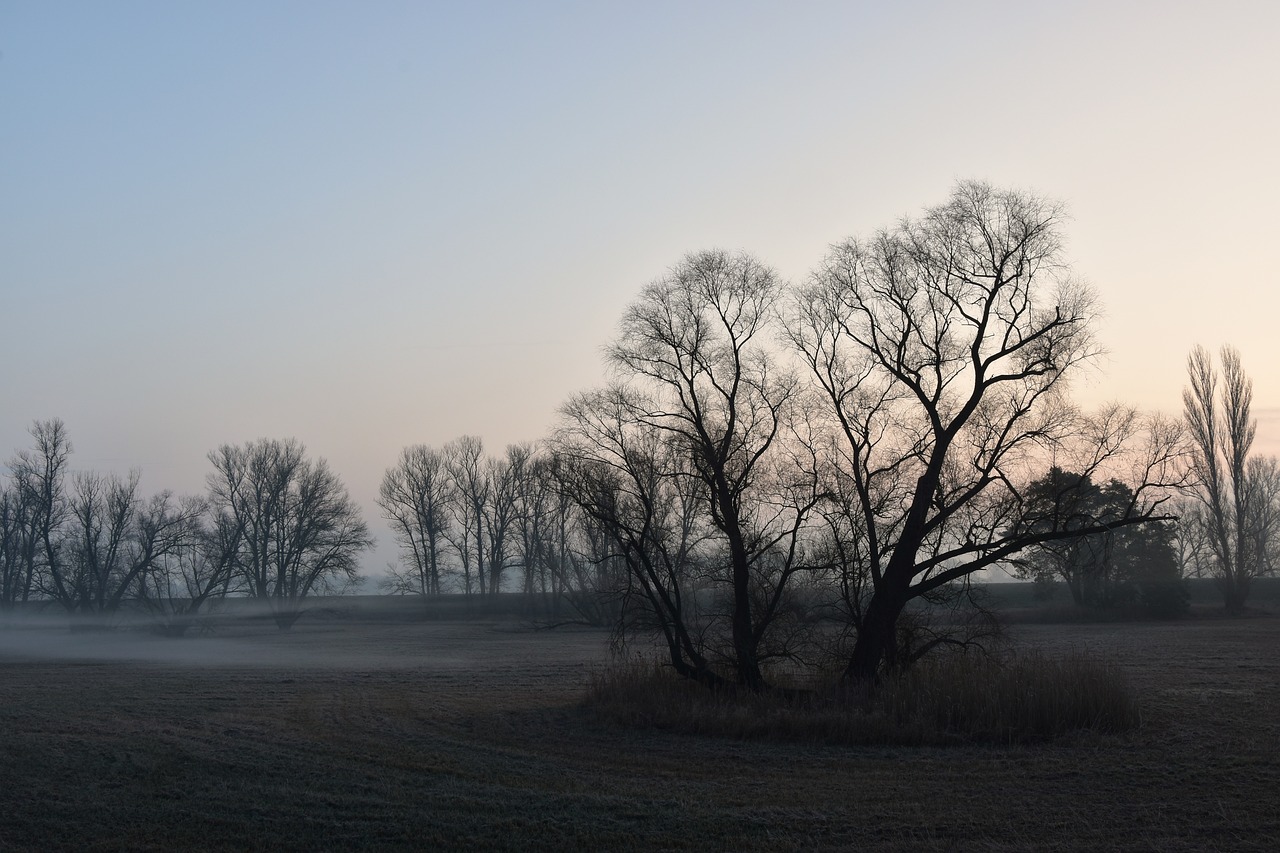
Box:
1244;456;1280;579
1183;346;1280;612
50;471;197;616
0;481;35;608
206;438;372;628
511;445;552;598
445;435;488;596
1170;496;1212;579
4;420;217;623
535;450;621;624
138;495;242;635
378;445;453;596
788;182;1186;682
480;445;525;596
57;471;138;613
7;419;73;609
557;387;723;684
565;250;821;691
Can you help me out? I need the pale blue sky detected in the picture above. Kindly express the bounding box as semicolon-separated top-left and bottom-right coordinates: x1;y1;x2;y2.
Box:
3;1;1279;576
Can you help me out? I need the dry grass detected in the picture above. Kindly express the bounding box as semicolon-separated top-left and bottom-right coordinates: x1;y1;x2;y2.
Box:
0;609;1277;851
588;650;1138;745
882;650;1139;740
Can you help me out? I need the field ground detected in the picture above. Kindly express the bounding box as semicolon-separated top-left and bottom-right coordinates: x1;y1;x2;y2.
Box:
0;603;1277;851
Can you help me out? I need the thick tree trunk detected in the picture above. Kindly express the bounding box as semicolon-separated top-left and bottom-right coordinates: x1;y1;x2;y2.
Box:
731;592;762;691
1219;575;1250;614
726;526;764;692
843;592;906;684
668;644;727;689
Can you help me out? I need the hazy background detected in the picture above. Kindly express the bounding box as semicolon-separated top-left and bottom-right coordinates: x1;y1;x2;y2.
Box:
3;0;1278;581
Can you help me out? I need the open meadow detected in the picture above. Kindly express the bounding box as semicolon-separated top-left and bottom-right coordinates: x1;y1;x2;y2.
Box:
0;601;1277;852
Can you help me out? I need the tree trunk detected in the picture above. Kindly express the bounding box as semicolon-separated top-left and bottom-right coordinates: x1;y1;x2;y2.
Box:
1066;573;1085;606
1219;575;1250;614
274;608;302;630
843;592;905;684
725;525;763;692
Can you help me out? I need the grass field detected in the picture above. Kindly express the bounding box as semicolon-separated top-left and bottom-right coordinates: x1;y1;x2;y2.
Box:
0;603;1277;851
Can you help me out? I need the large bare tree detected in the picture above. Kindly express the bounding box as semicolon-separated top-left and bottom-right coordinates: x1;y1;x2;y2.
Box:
564;250;821;691
788;182;1185;682
1183;345;1280;612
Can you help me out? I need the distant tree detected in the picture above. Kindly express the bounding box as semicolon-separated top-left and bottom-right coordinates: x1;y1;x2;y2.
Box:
6;419;72;608
539;450;627;625
445;436;488;595
1183;346;1280;612
511;446;553;598
1123;519;1188;618
138;496;242;635
49;471;197;616
1015;468;1186;615
1015;469;1129;607
206;438;371;629
1170;497;1212;578
378;445;453;596
4;420;218;624
482;446;522;595
0;481;35;608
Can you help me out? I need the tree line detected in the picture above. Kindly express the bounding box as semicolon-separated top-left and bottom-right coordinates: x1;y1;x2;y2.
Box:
2;182;1277;687
376;438;616;618
0;429;370;631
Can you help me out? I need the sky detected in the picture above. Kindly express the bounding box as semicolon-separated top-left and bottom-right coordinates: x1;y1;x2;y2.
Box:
3;0;1279;580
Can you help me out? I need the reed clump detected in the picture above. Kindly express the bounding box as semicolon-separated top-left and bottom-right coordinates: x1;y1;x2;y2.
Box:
587;650;1139;745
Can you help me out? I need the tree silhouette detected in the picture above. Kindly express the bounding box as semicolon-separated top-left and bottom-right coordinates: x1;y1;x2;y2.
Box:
206;438;371;629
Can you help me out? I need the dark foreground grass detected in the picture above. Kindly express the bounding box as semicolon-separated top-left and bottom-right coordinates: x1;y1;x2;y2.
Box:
588;650;1138;745
0;617;1277;851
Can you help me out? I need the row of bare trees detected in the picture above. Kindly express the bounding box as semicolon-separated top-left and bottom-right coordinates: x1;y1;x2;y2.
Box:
377;439;624;624
0;426;370;630
0;419;199;621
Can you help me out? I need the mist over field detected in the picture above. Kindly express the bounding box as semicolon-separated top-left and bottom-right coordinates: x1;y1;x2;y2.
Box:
0;603;472;670
0;596;1277;850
